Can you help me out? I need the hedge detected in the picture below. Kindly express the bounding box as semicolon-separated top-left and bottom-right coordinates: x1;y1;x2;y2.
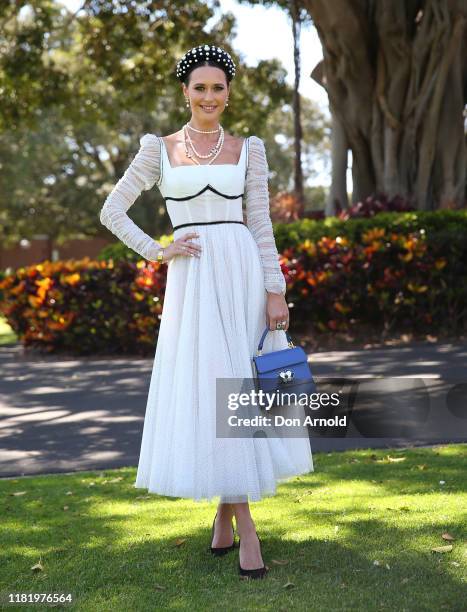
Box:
1;210;466;354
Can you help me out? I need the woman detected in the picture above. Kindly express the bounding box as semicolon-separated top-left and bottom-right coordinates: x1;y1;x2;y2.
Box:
99;44;314;580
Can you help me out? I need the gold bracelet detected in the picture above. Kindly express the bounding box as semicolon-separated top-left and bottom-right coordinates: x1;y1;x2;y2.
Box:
156;248;165;263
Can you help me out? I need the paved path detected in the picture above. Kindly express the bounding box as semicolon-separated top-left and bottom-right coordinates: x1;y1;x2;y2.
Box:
0;340;466;478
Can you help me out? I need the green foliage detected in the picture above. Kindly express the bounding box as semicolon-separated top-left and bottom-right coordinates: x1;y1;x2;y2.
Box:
0;257;167;355
0;0;304;248
263;97;331;194
273;210;467;251
96;233;174;262
279;210;467;337
1;210;466;355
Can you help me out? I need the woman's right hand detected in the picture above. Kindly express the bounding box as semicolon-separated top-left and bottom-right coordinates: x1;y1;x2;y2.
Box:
161;232;202;263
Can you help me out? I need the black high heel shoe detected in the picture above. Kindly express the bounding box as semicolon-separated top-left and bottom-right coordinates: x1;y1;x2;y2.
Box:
238;531;268;579
209;511;236;556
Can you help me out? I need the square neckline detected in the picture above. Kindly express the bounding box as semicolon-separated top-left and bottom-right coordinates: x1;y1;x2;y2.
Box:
160;135;247;169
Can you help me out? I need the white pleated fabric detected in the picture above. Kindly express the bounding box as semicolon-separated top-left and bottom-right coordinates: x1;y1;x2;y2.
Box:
99;134;163;262
99;132;314;503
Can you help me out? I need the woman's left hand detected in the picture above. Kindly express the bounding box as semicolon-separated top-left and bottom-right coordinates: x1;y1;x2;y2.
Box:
266;292;289;331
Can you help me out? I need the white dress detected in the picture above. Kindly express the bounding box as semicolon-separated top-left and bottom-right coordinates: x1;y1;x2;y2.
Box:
99;133;314;503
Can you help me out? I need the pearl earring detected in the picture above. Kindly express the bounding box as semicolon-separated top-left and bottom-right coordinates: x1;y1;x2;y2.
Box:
225;98;229;107
185;97;190;108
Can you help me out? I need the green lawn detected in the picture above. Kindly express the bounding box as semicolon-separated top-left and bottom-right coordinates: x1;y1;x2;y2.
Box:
1;445;465;611
0;314;17;345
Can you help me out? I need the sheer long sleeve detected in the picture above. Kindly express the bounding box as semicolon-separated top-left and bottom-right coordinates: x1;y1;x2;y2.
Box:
244;136;286;295
99;133;162;261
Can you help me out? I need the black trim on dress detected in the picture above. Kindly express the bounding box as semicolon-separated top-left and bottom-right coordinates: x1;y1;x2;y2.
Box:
164;183;244;202
173;220;246;231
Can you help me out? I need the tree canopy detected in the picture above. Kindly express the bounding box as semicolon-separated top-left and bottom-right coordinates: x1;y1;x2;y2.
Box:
0;0;326;246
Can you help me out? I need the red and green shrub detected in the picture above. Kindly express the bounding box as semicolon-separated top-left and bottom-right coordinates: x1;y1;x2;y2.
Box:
0;258;167;355
279;211;467;336
1;210;466;354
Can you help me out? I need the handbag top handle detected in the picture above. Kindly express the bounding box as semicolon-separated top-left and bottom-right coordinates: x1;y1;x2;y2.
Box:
257;326;294;352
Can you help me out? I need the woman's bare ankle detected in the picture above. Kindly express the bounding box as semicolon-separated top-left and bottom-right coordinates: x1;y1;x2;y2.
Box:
236;518;257;539
216;503;234;522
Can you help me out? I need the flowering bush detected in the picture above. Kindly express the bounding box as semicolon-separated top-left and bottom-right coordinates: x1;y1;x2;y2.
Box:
1;210;466;354
0;257;167;355
336;193;416;219
280;217;467;336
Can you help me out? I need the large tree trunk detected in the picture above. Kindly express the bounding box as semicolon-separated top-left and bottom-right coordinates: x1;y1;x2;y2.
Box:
328;110;350;215
304;0;467;210
291;0;305;216
312;60;350;214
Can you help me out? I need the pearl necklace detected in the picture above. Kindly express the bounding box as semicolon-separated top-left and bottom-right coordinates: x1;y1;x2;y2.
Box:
183;124;225;165
187;123;220;134
184;123;223;156
185;127;224;158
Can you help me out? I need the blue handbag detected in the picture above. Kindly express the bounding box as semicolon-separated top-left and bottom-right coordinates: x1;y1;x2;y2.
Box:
252;326;317;409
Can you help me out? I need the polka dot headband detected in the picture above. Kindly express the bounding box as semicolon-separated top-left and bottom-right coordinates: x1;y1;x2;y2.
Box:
175;44;236;82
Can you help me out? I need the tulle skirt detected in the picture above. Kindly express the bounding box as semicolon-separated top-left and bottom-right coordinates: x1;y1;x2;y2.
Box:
134;222;314;503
